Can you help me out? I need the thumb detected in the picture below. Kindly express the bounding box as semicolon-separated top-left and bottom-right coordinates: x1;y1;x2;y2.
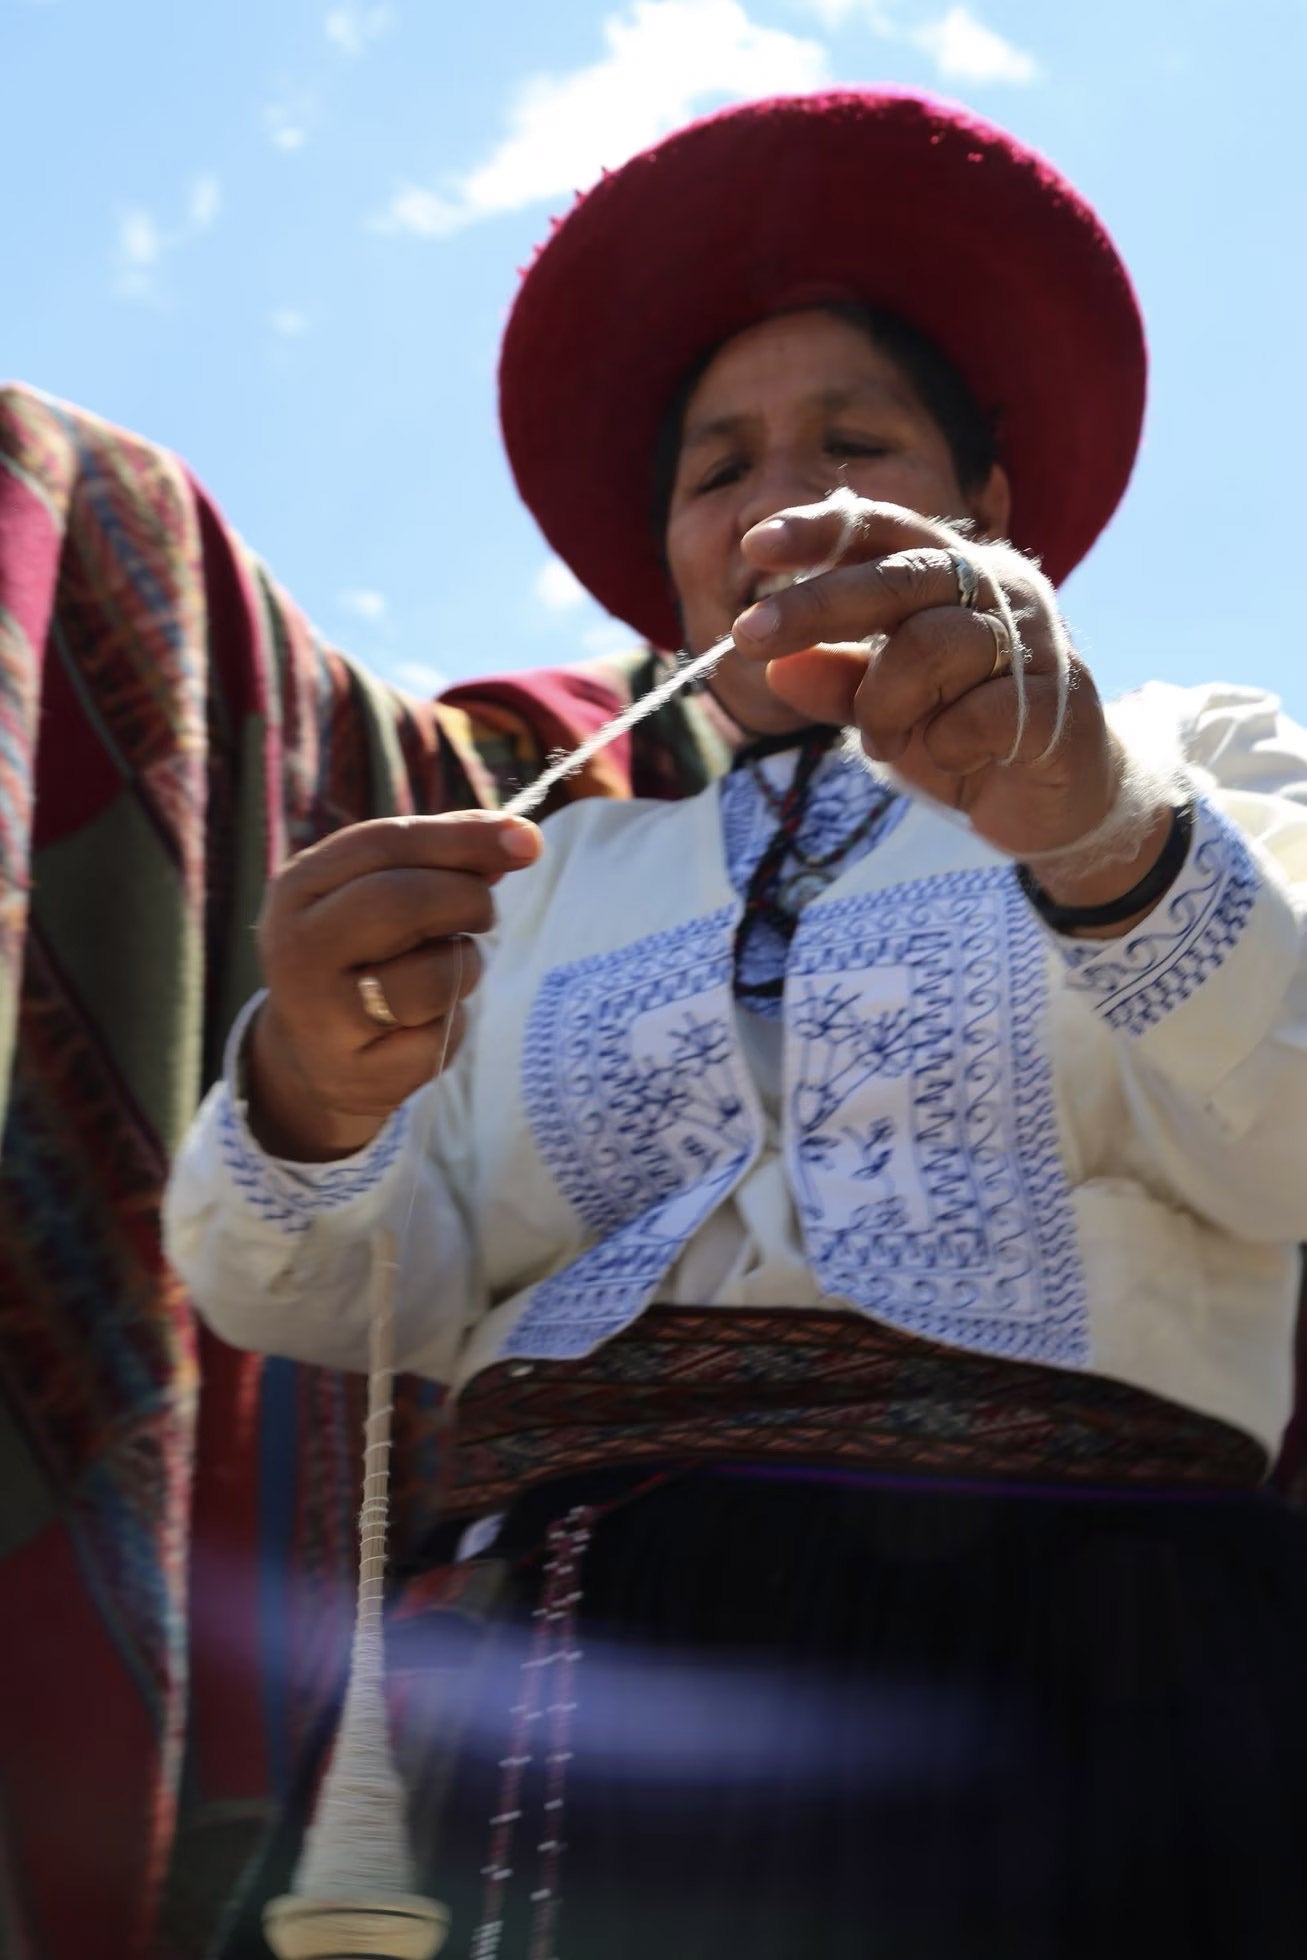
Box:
763;645;871;726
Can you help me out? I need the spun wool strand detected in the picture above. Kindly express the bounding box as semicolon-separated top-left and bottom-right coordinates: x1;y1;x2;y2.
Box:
291;1238;416;1902
504;494;1070;823
261;1234;449;1958
262;957;473;1957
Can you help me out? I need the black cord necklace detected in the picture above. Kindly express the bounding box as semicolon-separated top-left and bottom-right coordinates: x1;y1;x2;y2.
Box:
732;730;895;1002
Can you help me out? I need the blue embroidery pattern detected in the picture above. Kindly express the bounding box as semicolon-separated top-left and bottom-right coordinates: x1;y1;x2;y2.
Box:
512;908;759;1357
1057;799;1259;1035
720;747;905;1018
786;868;1088;1367
218;1086;409;1235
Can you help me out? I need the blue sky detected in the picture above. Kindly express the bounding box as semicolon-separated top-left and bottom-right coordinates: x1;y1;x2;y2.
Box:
3;0;1304;717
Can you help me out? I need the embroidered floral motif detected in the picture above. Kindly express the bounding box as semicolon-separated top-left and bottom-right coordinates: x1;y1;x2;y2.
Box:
217;1084;409;1234
720;748;904;1017
786;868;1088;1367
512;909;760;1358
1056;798;1259;1034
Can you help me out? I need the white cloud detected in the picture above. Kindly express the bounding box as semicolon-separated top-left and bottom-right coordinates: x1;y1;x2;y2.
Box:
794;0;1040;86
390;658;450;695
264;102;309;151
113;209;161;300
534;557;587;612
271;307;309;336
582;620;640;657
113;175;222;300
377;186;454;238
339;588;388;620
118;209;161;268
188;175;222;229
909;6;1039;84
372;0;828;239
798;0;891;25
325;3;391;56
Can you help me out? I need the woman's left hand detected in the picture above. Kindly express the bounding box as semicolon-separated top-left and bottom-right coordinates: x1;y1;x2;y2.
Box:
730;496;1162;884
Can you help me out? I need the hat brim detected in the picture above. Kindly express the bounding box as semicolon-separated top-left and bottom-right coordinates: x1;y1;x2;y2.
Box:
500;88;1147;652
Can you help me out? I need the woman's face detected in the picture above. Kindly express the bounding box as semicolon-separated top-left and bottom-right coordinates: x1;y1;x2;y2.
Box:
664;309;1008;735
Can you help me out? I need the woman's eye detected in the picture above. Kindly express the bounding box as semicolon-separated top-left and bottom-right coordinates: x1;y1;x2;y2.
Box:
826;436;890;460
696;457;746;494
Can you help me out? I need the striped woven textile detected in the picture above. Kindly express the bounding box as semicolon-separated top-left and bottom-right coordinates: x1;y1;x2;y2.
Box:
0;383;726;1960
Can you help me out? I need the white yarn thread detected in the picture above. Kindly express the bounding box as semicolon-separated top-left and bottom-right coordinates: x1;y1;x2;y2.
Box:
291;1236;415;1902
503;490;862;821
267;956;468;1956
938;534;1070;769
504;631;735;819
503;499;1076;822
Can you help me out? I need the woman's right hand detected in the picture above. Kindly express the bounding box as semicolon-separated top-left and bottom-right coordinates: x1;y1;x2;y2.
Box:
246;812;543;1161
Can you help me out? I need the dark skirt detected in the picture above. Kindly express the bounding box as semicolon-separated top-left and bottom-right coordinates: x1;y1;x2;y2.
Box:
379;1463;1307;1960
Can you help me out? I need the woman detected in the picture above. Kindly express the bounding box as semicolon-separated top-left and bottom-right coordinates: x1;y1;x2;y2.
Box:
167;90;1307;1958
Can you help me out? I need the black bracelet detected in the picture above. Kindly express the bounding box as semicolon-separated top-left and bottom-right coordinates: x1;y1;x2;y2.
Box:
1015;798;1195;933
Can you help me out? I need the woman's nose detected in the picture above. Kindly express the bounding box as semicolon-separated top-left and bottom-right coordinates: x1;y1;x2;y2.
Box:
735;454;842;538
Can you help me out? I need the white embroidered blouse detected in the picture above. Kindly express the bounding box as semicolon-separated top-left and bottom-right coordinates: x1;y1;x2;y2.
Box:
164;684;1307;1459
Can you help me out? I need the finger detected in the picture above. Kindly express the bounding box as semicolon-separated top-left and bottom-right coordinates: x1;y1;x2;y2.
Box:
298;866;498;968
764;645;871;726
350;935;482;1033
732;548;988;660
764;608;1012;739
341;1005;471;1109
280;812;543;911
854;608;1014;762
918;671;1072;775
741;498;961;577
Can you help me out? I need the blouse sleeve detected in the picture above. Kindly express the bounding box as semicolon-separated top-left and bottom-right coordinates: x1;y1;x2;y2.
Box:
162;993;480;1383
1041;683;1307;1243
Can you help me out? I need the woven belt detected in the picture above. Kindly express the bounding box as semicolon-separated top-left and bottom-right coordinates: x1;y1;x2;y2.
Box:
431;1306;1266;1523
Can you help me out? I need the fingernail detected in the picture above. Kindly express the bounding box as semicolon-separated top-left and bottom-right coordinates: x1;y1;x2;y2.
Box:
499;821;540;860
733;597;780;644
749;517;789;539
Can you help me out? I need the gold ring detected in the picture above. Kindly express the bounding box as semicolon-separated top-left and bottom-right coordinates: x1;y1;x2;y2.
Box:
979;611;1014;678
357;971;400;1030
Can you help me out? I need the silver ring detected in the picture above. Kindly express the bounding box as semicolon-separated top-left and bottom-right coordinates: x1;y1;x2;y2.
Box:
357;971;400;1030
948;550;981;610
978;610;1014;678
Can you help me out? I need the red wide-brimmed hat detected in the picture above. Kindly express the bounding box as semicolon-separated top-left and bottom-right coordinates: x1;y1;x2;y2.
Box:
499;88;1146;652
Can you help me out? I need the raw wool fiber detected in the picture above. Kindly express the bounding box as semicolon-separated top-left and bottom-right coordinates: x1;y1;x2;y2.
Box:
1012;588;1193;877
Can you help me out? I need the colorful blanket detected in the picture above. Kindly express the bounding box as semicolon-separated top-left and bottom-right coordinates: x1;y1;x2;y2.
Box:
0;384;726;1960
